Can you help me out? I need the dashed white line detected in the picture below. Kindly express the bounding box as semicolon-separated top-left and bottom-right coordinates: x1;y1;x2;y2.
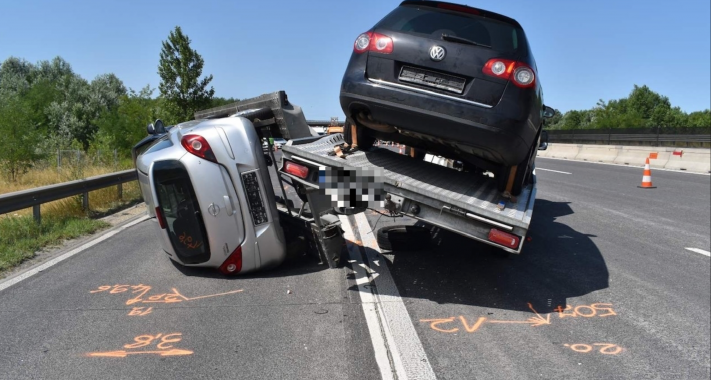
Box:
685;247;711;257
536;168;572;175
0;215;150;293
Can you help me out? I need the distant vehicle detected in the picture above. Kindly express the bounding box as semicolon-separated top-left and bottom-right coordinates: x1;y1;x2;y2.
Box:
339;0;553;195
273;138;288;149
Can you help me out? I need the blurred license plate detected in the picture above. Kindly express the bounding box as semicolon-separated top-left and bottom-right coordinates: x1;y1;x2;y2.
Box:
399;66;465;94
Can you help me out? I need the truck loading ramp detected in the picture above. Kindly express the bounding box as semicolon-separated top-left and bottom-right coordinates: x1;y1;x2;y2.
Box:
282;133;535;230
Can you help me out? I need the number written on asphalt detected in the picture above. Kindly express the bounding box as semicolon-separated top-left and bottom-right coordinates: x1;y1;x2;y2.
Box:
554;303;617;318
564;343;623;355
89;284;244;316
86;333;193;358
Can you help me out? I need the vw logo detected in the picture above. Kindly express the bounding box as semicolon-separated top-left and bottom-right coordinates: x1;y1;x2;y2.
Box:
429;46;446;61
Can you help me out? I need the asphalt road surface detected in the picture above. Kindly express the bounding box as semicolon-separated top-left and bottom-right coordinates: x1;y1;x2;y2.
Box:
0;151;709;380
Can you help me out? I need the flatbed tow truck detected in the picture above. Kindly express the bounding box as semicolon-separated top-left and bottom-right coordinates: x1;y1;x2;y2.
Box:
191;91;542;269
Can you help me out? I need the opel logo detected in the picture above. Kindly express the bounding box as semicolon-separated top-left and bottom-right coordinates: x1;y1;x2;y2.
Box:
429;46;446;61
208;203;220;217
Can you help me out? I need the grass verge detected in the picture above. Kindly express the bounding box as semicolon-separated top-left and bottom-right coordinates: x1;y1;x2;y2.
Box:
1;162;143;278
0;214;110;275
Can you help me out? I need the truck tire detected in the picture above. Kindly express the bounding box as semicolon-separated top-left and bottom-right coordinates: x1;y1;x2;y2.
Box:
376;225;432;251
496;128;541;196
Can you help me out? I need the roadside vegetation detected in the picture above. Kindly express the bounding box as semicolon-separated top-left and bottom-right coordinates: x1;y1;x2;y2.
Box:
545;85;710;130
0;26;229;276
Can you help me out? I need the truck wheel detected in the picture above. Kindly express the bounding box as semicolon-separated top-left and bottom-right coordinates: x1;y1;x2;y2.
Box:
496;129;541;196
345;117;375;151
376;225;431;251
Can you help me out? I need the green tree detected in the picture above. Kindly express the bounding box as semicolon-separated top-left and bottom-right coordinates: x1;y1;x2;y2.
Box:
211;96;238;108
95;85;159;156
158;26;215;122
687;110;711;128
0;94;45;181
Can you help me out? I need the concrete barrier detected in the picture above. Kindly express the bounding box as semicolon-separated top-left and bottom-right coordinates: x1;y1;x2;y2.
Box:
613;146;669;169
575;145;621;163
536;146;551;157
537;143;710;174
664;149;711;173
543;144;581;159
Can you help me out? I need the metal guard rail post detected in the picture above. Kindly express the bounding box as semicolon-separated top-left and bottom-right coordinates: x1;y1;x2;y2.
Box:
0;169;138;224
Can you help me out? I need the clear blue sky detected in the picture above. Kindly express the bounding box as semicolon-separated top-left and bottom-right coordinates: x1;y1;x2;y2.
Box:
1;0;709;120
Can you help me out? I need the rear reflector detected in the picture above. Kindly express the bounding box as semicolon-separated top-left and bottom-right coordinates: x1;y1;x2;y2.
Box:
155;207;166;229
488;228;520;249
219;245;243;275
284;161;309;179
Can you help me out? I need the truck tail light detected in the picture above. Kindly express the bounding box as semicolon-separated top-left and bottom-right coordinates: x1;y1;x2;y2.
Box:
483;59;536;88
181;134;218;163
488;228;520;249
219;245;243;275
353;32;393;54
155;207;166;229
284;161;309;179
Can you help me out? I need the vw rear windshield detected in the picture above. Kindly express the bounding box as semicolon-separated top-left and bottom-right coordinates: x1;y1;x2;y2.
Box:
376;4;527;54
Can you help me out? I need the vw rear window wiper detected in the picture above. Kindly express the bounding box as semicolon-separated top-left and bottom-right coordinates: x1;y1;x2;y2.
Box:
441;34;491;48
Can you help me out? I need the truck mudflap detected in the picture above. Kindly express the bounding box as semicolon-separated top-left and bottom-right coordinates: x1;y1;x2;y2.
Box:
281;133;536;253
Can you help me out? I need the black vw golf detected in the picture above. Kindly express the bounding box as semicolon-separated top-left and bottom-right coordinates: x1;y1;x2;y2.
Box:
340;0;552;195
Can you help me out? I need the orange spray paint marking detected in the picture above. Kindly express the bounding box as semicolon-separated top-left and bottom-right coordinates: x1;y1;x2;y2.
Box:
87;333;192;358
459;316;487;333
594;343;623;355
420;318;459;333
564;343;623;355
88;349;193;357
128;307;153;316
91;285;243;307
555;303;617;319
487;303;550;327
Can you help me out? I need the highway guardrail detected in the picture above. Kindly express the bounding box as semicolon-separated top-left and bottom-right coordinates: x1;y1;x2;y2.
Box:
0;169;138;223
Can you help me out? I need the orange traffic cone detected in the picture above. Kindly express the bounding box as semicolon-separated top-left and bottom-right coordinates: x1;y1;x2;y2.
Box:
638;158;656;189
399;145;404;154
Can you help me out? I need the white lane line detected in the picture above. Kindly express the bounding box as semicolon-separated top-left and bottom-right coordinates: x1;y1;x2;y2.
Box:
537;156;711;176
340;216;395;380
353;213;437;380
536;168;572;175
0;215;150;293
685;248;711;257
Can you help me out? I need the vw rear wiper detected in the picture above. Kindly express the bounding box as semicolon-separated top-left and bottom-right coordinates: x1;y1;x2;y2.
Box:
441;34;491;49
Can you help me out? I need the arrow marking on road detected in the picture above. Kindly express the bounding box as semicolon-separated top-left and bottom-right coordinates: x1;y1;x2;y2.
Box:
88;348;193;358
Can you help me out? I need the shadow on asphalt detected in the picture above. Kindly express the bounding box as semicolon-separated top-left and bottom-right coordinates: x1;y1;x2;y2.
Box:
377;198;609;314
170;251;330;280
